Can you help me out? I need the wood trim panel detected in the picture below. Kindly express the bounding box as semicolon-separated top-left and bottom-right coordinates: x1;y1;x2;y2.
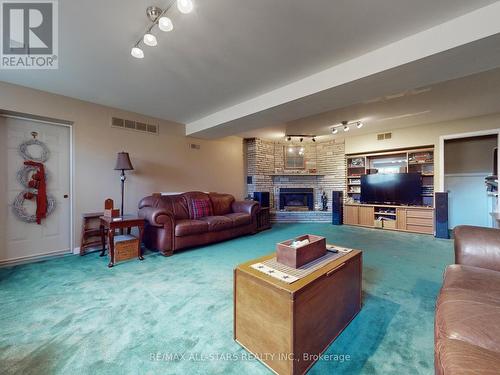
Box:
406;209;434;219
396;208;407;230
406;217;433;226
358;206;374;226
344;205;359;225
345;203;433;210
234;269;293;374
406;224;434;234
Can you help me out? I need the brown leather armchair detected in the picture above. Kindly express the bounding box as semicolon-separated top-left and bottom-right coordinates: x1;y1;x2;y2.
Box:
435;225;500;374
138;192;259;256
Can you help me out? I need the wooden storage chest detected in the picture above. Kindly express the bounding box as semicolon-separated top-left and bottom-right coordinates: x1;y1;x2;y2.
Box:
113;235;139;262
234;250;362;375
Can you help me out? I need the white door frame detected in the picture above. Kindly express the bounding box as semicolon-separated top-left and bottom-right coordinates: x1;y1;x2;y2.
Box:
438;128;500;192
1;114;75;255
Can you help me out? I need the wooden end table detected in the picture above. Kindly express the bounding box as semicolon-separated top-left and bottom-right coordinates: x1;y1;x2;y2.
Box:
99;215;145;268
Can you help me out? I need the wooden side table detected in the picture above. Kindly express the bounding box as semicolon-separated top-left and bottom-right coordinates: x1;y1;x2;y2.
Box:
99;215;145;268
80;212;103;255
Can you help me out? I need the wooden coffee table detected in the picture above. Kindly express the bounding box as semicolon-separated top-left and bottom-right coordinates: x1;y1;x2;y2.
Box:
234;247;362;375
99;215;145;268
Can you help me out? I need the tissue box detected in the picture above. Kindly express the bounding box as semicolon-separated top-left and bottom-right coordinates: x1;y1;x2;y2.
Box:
276;234;326;268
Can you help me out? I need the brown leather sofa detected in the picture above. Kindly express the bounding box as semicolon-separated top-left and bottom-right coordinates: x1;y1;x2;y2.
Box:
138;191;259;256
435;225;500;374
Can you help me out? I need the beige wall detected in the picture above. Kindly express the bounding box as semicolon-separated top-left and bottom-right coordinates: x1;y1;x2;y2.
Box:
0;82;245;251
444;135;497;174
345;113;500;188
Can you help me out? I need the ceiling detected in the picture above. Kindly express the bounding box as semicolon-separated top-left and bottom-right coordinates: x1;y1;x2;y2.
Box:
283;67;500;141
0;0;499;128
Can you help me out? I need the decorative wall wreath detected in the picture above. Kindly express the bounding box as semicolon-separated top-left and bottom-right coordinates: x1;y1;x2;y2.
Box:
12;135;55;224
16;165;49;188
12;189;56;223
18;139;50;163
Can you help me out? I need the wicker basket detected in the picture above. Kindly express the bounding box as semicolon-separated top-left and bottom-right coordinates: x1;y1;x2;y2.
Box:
113;235;139;262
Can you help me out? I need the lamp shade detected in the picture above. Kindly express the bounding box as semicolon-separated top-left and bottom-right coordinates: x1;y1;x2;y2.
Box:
114;152;134;170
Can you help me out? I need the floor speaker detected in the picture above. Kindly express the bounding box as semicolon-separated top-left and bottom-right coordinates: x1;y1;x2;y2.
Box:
435;192;449;239
332;191;343;225
253;192;270;208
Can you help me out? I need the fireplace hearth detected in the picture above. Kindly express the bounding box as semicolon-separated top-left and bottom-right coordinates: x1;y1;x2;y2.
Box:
279;188;314;211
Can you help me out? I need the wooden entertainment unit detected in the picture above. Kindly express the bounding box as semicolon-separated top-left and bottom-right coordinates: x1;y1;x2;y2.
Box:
345;146;435;235
344;203;434;234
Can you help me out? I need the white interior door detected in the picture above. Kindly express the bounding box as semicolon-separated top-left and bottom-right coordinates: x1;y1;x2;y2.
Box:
0;116;71;263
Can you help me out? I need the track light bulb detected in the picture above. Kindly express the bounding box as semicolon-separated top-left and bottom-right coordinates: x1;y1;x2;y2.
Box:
177;0;194;14
332;128;338;134
312;138;316;142
131;47;144;59
159;16;174;32
343;126;350;132
143;33;158;46
300;137;303;142
356;121;363;129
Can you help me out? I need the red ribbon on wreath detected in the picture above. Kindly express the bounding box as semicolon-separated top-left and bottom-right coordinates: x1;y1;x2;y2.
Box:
23;161;47;224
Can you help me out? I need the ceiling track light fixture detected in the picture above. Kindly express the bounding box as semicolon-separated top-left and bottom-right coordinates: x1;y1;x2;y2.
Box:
285;134;317;143
131;1;194;59
331;120;364;134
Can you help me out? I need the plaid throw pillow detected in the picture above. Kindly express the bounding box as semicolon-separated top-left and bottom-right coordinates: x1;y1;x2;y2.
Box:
191;199;213;219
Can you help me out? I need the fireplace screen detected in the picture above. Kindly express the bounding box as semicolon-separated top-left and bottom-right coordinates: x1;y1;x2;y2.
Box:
279;188;314;211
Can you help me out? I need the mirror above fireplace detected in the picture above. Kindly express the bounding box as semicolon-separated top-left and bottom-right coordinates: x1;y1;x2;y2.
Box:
285;146;305;169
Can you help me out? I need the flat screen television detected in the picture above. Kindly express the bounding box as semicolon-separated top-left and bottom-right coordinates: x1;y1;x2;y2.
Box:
360;173;422;205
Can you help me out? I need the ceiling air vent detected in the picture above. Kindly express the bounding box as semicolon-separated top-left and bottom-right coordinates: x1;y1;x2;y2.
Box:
111;117;158;135
377;132;392;140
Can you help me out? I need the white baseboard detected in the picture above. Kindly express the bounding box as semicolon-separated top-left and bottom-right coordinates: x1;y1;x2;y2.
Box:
0;249;73;267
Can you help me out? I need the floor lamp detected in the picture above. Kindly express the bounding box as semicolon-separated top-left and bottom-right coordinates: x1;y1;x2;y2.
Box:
114;152;134;216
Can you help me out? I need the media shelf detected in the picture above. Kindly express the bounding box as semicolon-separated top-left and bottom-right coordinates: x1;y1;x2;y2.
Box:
346;146;435;207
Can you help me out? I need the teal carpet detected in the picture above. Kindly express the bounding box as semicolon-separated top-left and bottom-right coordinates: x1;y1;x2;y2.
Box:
0;224;453;374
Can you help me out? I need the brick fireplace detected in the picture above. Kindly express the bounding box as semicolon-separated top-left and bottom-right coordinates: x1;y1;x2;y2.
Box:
244;138;346;222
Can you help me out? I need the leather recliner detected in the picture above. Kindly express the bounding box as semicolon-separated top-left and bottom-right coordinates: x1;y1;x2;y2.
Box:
435;225;500;374
138;191;259;256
